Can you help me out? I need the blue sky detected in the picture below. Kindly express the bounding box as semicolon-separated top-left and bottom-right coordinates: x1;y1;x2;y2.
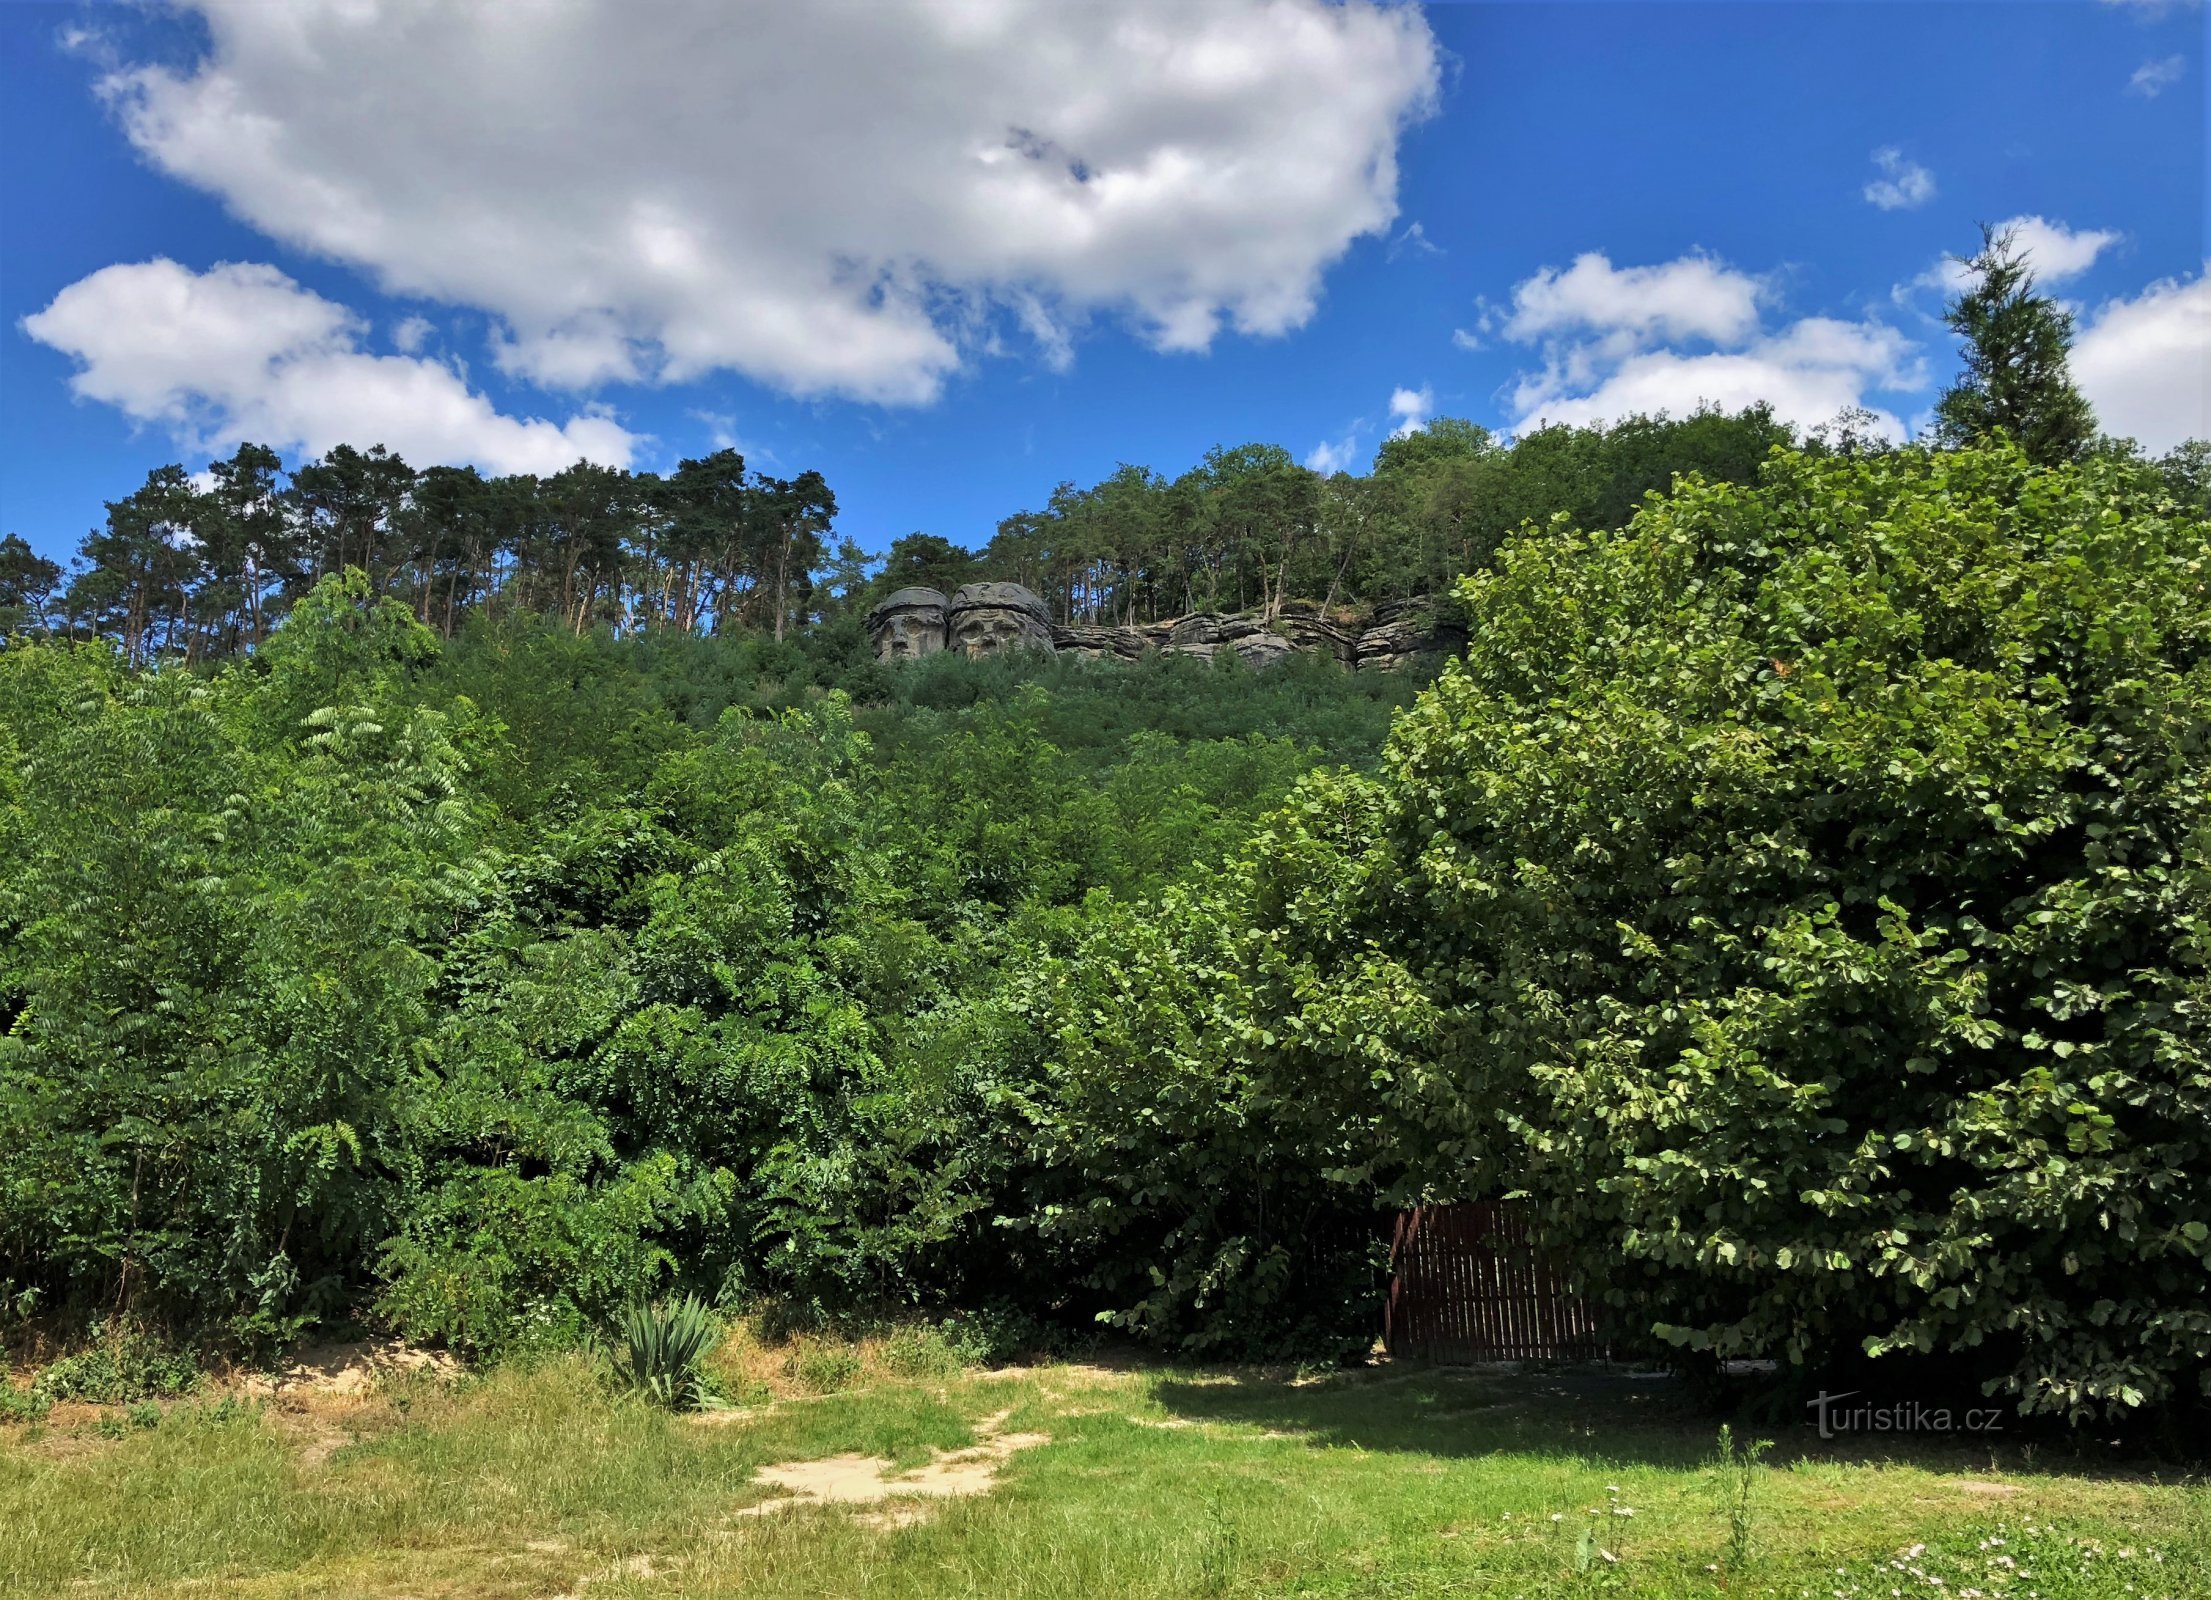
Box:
3;0;2204;570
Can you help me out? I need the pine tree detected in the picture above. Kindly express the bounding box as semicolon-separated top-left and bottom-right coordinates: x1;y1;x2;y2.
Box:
1933;223;2098;464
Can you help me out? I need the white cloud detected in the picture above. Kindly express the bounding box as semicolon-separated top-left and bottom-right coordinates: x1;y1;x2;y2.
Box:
1510;317;1920;440
2099;0;2201;15
1905;215;2125;305
1863;147;1936;211
1388;385;1433;438
1500;251;1765;348
2128;54;2187;96
2073;267;2211;452
1304;431;1363;475
390;314;435;354
1495;250;1922;439
21;259;636;473
1388;221;1443;261
2002;216;2125;281
1451;327;1484;352
100;0;1440;405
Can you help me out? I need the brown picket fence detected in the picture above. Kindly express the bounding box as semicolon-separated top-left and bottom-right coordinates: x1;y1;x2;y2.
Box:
1383;1200;1605;1363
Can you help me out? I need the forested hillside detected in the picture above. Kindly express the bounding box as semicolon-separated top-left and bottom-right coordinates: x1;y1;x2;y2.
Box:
2;405;1815;661
3;233;2208;1432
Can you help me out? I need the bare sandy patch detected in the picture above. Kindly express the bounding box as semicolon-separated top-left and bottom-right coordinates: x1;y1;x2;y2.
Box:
235;1339;460;1400
734;1407;1048;1528
1950;1479;2022;1496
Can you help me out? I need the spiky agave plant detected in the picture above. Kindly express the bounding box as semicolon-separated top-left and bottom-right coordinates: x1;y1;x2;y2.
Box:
607;1295;721;1410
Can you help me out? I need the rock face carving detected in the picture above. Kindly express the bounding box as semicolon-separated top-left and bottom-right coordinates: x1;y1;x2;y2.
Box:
872;585;1461;673
868;588;950;662
948;582;1056;658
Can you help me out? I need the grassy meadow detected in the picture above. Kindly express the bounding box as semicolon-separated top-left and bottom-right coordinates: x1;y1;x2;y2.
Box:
1;1327;2201;1599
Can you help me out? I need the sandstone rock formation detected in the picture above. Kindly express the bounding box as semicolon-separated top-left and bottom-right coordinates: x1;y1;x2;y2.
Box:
1351;598;1464;672
1052;613;1295;669
869;588;950;661
947;582;1056;658
871;583;1460;672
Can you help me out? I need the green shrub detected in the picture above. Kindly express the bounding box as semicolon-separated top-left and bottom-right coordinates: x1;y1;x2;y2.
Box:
32;1328;200;1405
1245;443;2211;1420
0;1385;50;1424
881;1325;962;1379
606;1295;721;1410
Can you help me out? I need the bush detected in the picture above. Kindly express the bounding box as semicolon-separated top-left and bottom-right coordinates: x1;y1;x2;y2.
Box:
880;1325;963;1379
606;1295;722;1410
1253;444;2211;1419
31;1326;200;1404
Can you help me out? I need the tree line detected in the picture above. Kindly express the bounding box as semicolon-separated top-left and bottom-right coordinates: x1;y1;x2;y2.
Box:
1;446;843;666
12;228;2201;664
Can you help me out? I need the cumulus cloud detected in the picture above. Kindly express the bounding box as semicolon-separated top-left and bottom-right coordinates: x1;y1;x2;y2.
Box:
1500;252;1766;348
1496;250;1921;439
2000;216;2125;281
2073;267;2211;452
1863;147;1936;211
1388;386;1434;438
21;259;636;473
1510;318;1920;440
99;0;1439;405
1304;432;1363;475
1906;215;2124;304
2128;55;2187;96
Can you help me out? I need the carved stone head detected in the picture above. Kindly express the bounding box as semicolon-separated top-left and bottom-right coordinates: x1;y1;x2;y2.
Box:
867;587;949;662
947;582;1055;658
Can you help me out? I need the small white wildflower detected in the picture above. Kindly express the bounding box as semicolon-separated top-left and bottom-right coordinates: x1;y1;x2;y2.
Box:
1600;1549;1618;1564
1550;1513;1564;1522
1613;1506;1636;1517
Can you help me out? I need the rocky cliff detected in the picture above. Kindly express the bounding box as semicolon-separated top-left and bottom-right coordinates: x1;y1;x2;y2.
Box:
869;585;1462;672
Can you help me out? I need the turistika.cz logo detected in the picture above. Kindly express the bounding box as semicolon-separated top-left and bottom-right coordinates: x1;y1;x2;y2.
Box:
1805;1390;2006;1439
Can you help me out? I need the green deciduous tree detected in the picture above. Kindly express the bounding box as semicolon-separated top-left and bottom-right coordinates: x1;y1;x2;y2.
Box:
1237;442;2209;1419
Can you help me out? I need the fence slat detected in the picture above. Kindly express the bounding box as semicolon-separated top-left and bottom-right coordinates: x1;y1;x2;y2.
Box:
1381;1200;1600;1363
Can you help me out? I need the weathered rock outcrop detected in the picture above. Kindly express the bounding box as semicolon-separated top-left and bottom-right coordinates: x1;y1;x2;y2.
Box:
871;587;950;660
869;586;1460;672
1052;598;1458;672
948;583;1056;658
1052;612;1296;669
1351;597;1465;673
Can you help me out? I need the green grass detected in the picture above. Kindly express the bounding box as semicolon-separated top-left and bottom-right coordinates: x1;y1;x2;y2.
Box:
0;1354;2200;1598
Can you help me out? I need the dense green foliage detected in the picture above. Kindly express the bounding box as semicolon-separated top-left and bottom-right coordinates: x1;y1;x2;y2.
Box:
0;582;1413;1359
6;399;2208;1429
1098;444;2209;1418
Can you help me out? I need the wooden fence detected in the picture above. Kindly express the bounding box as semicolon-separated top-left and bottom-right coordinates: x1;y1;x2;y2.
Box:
1383;1200;1605;1363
